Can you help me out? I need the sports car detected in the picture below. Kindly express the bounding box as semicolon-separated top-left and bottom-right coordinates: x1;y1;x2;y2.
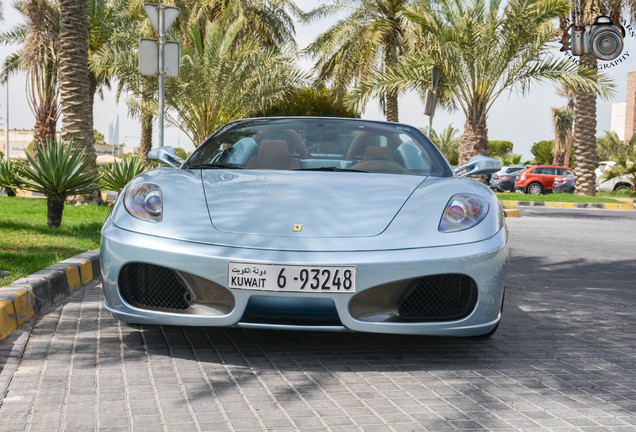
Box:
101;117;508;336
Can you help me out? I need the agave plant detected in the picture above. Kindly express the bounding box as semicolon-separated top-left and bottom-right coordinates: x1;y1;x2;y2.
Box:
0;159;23;197
19;140;100;228
100;155;148;193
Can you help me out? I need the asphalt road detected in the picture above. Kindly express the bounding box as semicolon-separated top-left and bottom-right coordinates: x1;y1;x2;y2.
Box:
1;207;635;431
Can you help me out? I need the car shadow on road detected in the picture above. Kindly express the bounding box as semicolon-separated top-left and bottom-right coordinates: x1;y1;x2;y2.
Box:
115;253;636;371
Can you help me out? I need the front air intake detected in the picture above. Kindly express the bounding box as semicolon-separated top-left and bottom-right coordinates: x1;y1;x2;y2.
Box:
398;274;477;321
119;263;192;310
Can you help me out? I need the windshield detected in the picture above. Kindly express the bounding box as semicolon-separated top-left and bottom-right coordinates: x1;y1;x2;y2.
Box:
184;117;451;176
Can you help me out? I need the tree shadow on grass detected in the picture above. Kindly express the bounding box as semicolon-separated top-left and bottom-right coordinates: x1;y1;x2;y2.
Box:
0;219;103;241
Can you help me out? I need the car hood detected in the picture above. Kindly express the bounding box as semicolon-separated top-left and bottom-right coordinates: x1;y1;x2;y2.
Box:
201;170;424;238
110;168;504;251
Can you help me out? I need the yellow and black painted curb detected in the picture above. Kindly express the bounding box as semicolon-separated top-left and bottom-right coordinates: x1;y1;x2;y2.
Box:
503;208;521;218
0;250;100;341
501;200;634;211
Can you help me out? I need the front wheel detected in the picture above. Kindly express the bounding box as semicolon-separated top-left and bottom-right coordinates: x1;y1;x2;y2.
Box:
614;184;630;191
527;182;543;195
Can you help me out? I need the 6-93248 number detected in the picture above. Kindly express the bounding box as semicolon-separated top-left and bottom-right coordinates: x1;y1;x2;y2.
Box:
228;262;356;292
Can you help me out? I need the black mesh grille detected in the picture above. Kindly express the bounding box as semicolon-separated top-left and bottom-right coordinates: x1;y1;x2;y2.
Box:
119;263;192;310
398;274;477;321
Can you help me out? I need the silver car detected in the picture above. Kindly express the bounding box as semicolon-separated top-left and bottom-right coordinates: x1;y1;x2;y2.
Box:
101;117;507;336
490;165;525;192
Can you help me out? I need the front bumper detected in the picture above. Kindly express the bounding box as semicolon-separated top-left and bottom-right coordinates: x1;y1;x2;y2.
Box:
101;220;508;336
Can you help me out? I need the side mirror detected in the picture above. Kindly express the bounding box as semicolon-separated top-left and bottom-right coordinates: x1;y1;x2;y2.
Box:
454;155;502;177
148;146;184;168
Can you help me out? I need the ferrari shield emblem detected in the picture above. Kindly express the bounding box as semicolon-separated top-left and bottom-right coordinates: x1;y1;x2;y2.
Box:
292;224;302;232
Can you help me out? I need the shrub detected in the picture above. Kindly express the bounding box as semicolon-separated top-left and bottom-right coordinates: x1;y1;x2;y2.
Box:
100;155;148;193
19;140;100;228
0;159;24;197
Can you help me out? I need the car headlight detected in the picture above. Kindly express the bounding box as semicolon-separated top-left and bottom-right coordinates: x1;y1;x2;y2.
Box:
124;183;163;222
439;193;489;233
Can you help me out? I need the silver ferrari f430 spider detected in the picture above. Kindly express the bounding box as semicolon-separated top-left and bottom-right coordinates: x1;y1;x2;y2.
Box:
101;117;507;336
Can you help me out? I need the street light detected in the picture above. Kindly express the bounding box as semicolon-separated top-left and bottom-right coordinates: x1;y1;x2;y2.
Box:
4;77;8;160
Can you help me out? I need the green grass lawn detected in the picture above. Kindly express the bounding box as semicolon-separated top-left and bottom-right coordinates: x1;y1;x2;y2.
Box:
496;192;627;204
0;196;108;286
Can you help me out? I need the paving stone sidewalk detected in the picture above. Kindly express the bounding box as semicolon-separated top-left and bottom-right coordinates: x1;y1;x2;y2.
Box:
1;273;636;432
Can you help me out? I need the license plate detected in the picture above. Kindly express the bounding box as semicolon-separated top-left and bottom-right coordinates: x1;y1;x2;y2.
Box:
228;262;356;292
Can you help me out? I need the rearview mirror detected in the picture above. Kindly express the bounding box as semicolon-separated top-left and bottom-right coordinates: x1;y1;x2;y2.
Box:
454;155;502;177
148;146;184;168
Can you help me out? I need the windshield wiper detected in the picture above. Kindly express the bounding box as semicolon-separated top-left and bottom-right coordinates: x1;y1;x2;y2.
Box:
295;167;367;173
185;163;243;170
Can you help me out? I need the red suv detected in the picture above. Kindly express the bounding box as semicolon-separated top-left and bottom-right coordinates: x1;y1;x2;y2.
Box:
514;165;574;195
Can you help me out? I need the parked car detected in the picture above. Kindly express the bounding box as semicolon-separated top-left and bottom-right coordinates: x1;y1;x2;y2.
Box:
100;117;507;337
514;165;574;194
490;165;525;192
552;172;576;193
595;160;634;192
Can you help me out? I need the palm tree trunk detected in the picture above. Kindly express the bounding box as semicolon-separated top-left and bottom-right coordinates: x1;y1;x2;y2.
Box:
385;91;399;122
59;0;96;171
564;128;573;168
88;70;97;135
140;110;154;165
459;116;488;166
46;196;65;228
573;54;598;196
33;99;58;148
552;148;565;166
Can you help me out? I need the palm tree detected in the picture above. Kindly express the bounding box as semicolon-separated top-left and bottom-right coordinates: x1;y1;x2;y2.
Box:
0;0;60;147
86;0;119;118
2;0;120;153
58;0;95;168
349;0;615;166
569;0;636;195
159;18;306;147
498;153;524;165
552;106;574;166
597;130;635;161
555;83;576;166
305;0;412;122
172;0;302;48
429;124;460;165
89;0;158;163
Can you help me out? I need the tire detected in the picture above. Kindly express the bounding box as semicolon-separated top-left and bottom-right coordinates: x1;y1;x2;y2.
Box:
614;184;630;191
527;182;543;195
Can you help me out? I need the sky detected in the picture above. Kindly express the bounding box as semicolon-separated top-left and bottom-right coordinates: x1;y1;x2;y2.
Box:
0;0;633;160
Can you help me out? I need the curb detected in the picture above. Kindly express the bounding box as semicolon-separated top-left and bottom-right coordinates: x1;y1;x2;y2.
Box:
500;200;635;211
0;250;100;341
503;208;521;217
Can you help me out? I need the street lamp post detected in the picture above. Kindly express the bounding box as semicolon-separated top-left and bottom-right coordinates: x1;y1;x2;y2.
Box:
5;78;8;160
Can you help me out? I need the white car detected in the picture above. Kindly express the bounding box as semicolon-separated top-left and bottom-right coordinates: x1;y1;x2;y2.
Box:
595;161;633;192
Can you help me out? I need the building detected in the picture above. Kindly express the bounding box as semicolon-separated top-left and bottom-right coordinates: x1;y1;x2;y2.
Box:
0;130;43;160
624;71;636;142
611;102;626;141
